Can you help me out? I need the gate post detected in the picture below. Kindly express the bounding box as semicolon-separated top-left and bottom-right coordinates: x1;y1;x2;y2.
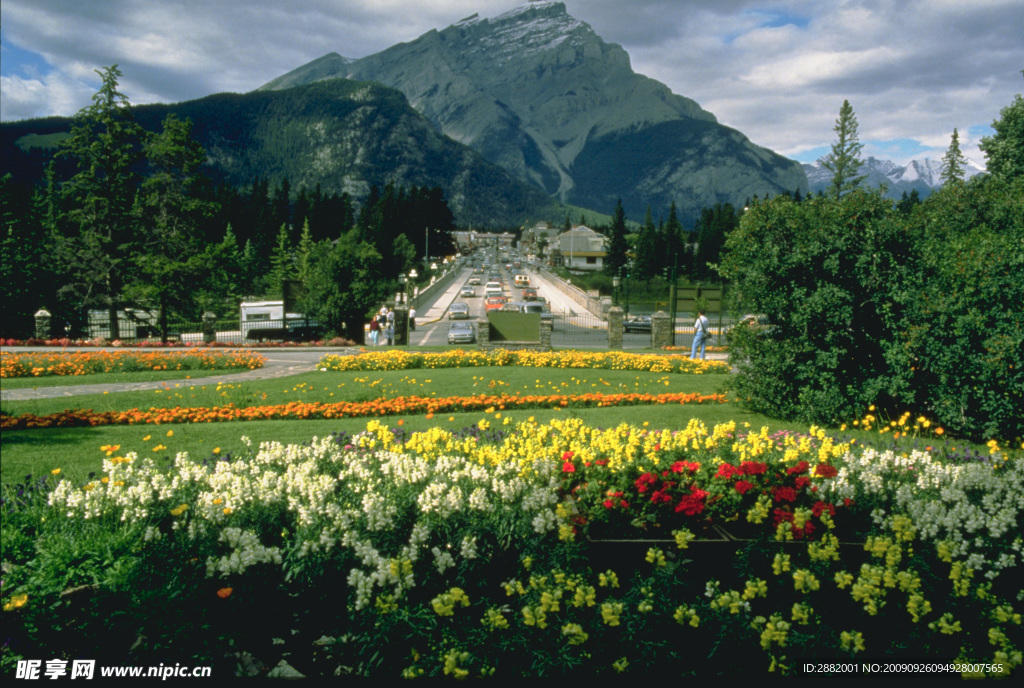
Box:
652;311;672;349
607;307;624;349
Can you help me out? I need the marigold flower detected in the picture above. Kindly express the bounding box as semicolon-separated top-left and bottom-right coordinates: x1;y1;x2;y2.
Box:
216;587;233;599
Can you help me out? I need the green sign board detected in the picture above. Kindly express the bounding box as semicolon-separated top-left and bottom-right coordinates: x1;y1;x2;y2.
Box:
675;285;723;314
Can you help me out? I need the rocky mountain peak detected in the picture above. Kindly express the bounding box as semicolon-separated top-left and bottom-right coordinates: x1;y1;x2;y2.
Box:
260;3;807;225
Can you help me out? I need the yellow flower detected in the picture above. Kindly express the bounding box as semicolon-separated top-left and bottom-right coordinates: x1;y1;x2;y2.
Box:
166;430;174;437
51;468;61;475
169;504;188;516
142;435;151;441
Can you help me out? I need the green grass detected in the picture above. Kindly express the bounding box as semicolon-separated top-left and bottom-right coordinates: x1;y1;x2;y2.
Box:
2;364;985;489
1;367;729;417
0;367;238;390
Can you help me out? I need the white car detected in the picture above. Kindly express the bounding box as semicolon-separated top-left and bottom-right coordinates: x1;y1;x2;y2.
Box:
460;285;476;297
448;302;470;319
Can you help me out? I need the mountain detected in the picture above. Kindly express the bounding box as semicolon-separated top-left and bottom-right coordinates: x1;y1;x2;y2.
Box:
261;0;807;226
802;156;987;199
0;79;561;228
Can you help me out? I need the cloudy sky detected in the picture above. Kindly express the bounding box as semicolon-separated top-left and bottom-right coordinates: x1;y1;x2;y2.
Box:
2;0;1021;166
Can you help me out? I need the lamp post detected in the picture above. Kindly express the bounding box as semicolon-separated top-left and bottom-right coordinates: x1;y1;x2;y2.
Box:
612;276;621;307
398;273;408;305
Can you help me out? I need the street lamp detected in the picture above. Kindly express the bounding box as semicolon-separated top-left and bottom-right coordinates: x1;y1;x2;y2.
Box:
398;273;408;304
612;276;621;307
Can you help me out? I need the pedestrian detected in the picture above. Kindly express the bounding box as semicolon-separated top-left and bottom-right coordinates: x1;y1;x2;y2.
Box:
369;315;381;345
385;309;395;345
408;307;417;332
691;309;710;360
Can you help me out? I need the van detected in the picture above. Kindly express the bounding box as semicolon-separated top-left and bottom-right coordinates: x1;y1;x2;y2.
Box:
514;274;530;288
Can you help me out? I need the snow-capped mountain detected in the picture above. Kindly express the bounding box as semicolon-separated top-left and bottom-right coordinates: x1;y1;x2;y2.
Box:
802;156;986;198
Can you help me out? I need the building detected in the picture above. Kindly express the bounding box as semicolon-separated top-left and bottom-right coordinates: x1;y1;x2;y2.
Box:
552;225;607;271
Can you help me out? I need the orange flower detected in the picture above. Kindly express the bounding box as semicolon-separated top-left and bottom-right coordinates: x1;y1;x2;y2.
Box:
216;587;233;599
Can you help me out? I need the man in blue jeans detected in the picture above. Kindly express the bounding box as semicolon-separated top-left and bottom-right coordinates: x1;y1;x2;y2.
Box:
691;309;710;359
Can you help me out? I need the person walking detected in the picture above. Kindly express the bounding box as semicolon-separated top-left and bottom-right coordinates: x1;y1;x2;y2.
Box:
408;307;417;332
369;315;381;345
691;309;710;360
385;309;395;346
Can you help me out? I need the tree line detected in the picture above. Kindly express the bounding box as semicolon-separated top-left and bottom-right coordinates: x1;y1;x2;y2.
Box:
1;66;455;341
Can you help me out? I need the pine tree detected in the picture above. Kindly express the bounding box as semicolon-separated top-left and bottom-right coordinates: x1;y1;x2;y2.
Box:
940;128;969;185
268;223;294;297
55;65;145;339
822;100;866;199
603;199;629;276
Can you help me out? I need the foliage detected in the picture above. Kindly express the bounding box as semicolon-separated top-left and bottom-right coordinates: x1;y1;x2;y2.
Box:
3;419;1020;677
720;190;914;425
939;128;969;185
899;174;1024;441
979;87;1024;181
821;100;865;199
602;199;629;277
299;234;388;341
52;66;146;340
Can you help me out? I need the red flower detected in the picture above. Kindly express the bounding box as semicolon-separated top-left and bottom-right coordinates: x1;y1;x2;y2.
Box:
634;473;657;494
772;486;798;503
794;476;811;490
786;461;810;476
812;501;836;518
562;461;575;473
675;485;708;516
671;461;699;473
814;464;839;478
715;463;740;480
734;480;754;495
740;461;768;476
562;451;574;462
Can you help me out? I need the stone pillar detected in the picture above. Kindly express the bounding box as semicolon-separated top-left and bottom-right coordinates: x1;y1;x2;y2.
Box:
477;316;490;348
393;307;409;346
652;310;672;349
202;311;217;344
607;307;624;349
34;308;52;340
539;318;553;350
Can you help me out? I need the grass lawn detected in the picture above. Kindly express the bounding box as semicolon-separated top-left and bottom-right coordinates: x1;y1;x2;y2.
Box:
1;362;978;488
0;367;237;390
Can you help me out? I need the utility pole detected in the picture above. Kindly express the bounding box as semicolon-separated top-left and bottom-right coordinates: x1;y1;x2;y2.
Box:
668;255;678;346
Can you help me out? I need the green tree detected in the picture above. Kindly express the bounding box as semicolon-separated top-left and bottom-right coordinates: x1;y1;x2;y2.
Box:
720;190;914;425
268;223;294;297
940;128;969;185
128;114;219;340
54;65;145;339
296;218;316;284
299;235;387;341
822;100;866;199
632;206;661;279
603;199;629;276
979;88;1024;181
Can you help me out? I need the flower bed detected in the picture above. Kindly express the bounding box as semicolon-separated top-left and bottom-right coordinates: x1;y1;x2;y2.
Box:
319;349;730;374
0;350;266;378
0;392;727;430
2;419;1020;678
1;338;352;348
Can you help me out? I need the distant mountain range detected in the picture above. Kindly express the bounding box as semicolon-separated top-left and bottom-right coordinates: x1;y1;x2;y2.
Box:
802;156;987;199
261;0;807;225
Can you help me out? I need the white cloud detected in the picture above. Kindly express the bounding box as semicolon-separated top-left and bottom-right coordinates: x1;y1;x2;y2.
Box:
0;0;1020;167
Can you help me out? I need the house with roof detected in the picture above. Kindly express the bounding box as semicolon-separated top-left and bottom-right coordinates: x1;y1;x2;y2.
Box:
552;225;607;272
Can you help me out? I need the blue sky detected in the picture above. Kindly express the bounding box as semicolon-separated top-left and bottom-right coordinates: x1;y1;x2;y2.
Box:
2;0;1020;166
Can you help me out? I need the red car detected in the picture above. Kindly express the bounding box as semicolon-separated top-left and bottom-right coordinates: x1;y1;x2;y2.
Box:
485;296;510;311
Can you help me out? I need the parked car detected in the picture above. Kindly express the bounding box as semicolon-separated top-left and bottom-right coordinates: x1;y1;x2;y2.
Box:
727;313;775;339
448;302;470;319
460;285;476;297
623;315;652;333
448;321;476;345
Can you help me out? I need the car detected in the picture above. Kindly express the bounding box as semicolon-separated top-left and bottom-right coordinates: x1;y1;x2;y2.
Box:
485;296;510;311
468;277;481;285
448;321;476;345
448;302;470;319
727;313;775;339
460;285;476;297
521;287;538;299
623;315;653;333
